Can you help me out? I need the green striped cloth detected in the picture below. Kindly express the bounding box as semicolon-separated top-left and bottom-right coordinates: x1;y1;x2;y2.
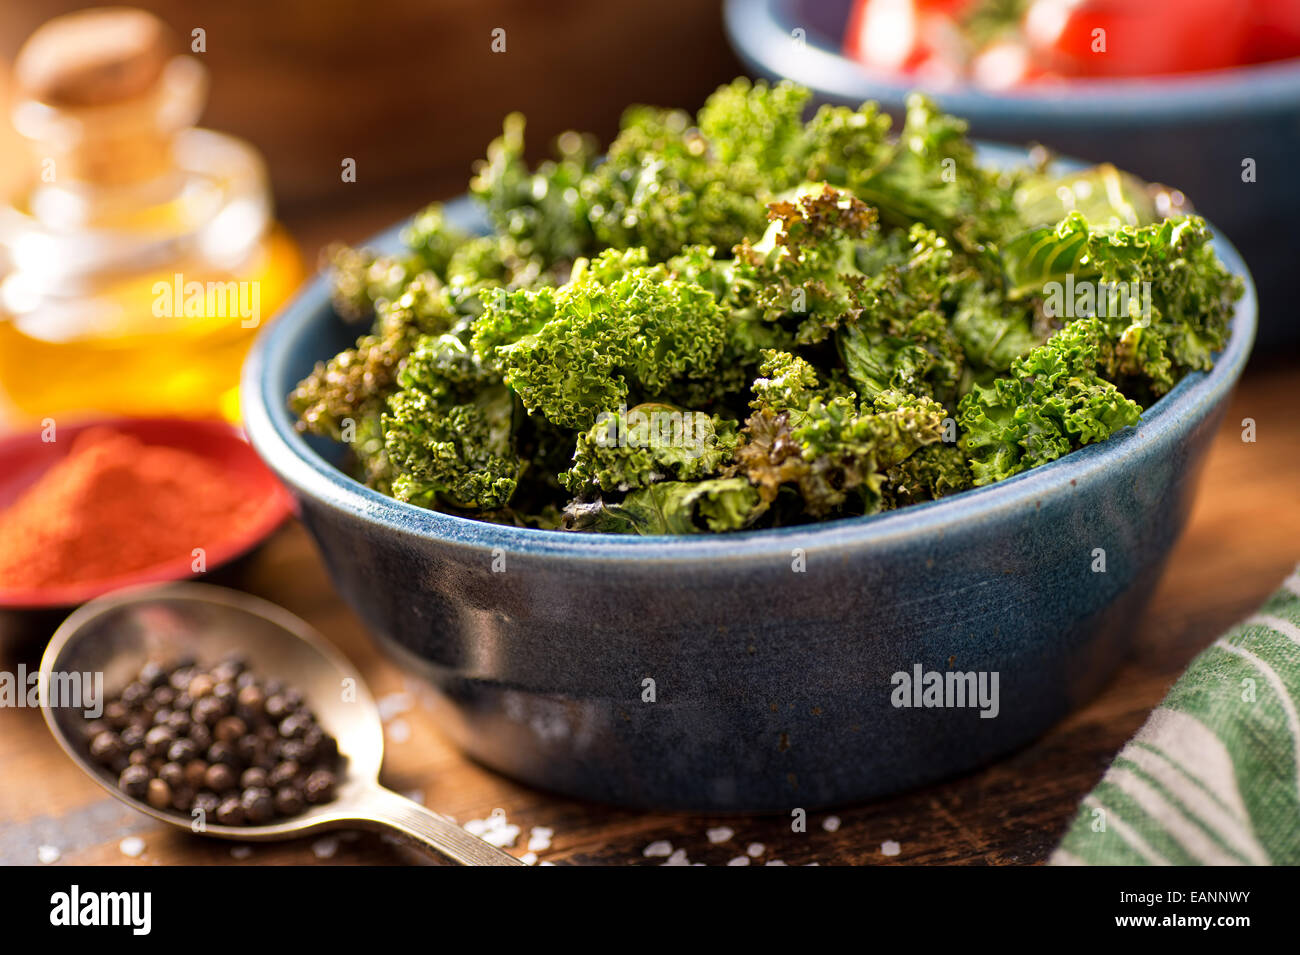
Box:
1052;566;1300;866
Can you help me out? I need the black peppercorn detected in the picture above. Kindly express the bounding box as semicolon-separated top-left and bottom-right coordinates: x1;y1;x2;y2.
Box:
303;769;336;804
187;723;212;751
268;760;299;788
118;764;150;799
143;725;174;757
273;786;304;816
206;740;238;766
167;738;197;764
150;685;175;708
214;715;247;743
139;661;166;688
236;683;264;719
240;786;274;824
278;740;308;763
159;762;185;789
146;777;171;810
165;710;192;735
204;762;236;793
187;673;214;699
240;767;268;790
278;712;311;739
89;731;122;765
184;759;208;788
104;700;129;728
215;797;244;826
191;696;226;726
193;791;219;818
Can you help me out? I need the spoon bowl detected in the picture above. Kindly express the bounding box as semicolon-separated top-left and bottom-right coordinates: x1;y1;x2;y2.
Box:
40;582;525;864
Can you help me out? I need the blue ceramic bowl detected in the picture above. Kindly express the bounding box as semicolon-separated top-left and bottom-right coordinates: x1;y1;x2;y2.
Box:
242;161;1256;812
724;0;1300;347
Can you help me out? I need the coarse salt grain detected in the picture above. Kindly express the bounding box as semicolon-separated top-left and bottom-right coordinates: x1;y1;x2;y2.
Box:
37;845;59;864
527;827;553;852
481;824;520;848
727;855;751;866
118;836;145;858
463;809;519;848
520;851;538;865
747;842;765;857
881;840;901;857
230;845;253;859
706;826;734;844
643;840;673;858
662;848;691;866
313;837;339;859
822;815;841;833
385;718;411;744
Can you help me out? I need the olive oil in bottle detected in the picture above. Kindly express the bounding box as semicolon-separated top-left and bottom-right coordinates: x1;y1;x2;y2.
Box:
0;8;303;426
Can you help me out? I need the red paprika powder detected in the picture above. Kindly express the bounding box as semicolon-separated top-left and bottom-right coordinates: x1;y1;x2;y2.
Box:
0;427;264;589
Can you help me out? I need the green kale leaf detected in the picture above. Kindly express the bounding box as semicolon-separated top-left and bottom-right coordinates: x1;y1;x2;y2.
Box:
957;317;1143;486
561;403;740;494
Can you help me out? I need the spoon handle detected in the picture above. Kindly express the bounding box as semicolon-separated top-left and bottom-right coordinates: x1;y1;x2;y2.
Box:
358;787;528;866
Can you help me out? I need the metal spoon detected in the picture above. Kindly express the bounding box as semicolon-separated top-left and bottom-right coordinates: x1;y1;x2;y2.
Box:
39;582;526;866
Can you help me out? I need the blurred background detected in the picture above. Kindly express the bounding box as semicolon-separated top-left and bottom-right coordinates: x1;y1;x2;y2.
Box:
0;0;1294;433
0;0;747;256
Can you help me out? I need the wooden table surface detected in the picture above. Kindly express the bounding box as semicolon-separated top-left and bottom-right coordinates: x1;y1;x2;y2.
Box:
2;202;1297;866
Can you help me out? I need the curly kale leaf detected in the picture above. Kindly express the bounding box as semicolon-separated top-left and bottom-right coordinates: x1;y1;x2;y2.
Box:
381;334;520;510
470;113;599;265
958;317;1143;486
562;478;763;535
696;77;812;191
734;185;880;344
836;224;966;404
664;244;797;403
807;93;1023;248
581;105;771;262
793;390;950;515
739;352;949;516
880;443;973;510
1003;213;1243;396
950;279;1043;375
323;243;421;323
290;274;459;440
748;349;825;422
400;203;470;278
474;248;728;429
561;404;740;494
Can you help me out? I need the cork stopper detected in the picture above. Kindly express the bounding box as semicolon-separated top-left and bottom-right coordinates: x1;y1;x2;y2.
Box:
10;7;204;187
15;8;176;108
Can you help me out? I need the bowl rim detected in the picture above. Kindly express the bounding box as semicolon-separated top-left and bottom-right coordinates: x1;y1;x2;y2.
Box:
724;0;1300;120
242;158;1258;564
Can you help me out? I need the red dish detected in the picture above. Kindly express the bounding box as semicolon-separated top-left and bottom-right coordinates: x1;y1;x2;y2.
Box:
0;417;292;610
